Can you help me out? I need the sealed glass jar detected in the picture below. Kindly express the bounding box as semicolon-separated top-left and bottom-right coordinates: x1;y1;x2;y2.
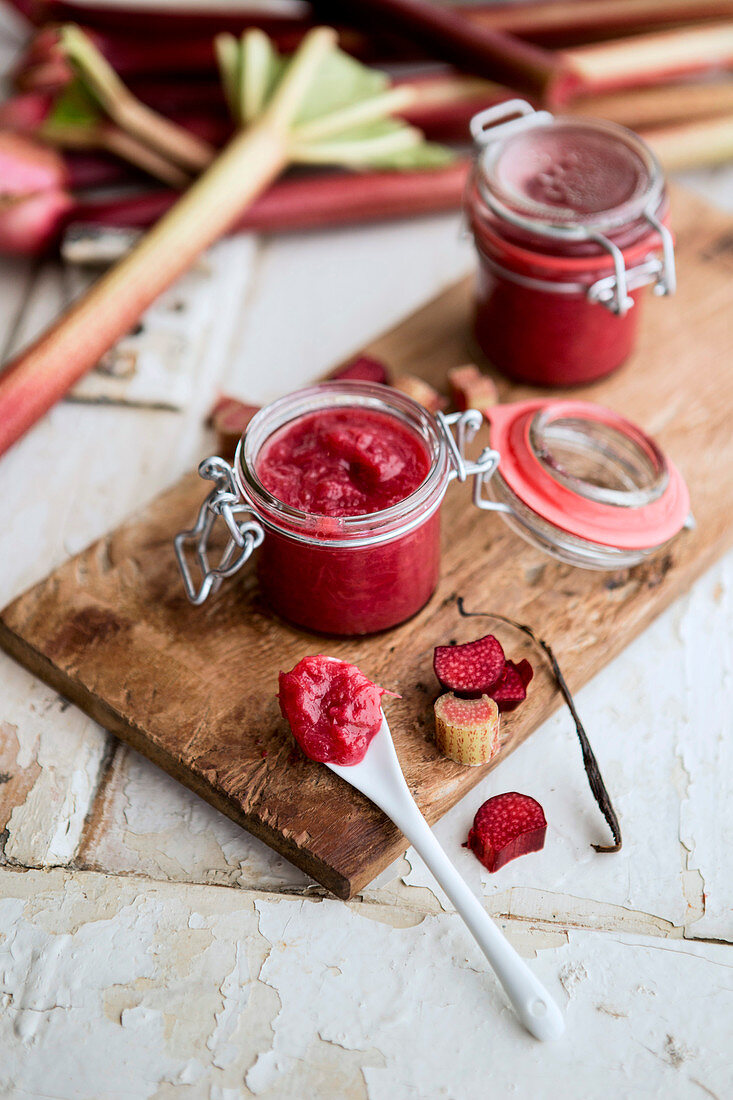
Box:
466;100;676;387
175;385;691;634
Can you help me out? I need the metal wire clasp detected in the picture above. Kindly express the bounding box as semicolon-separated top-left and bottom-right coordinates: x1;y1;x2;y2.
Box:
437;409;502;512
174;456;264;606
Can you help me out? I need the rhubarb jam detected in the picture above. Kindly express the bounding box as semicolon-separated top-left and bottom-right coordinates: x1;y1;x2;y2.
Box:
466;108;674;387
278;655;386;764
257;407;431;517
239;383;451;636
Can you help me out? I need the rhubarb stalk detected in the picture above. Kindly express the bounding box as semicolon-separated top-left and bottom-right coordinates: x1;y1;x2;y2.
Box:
641;112;733;170
569;80;733;130
560;21;733;99
0;26;453;457
468;0;733;47
11;159;466;259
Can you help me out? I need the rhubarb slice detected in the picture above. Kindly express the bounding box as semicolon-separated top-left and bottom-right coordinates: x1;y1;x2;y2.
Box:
390;374;447;413
434;634;506;697
208;396;260;461
330;355;390;384
434;692;500;766
447;364;498;413
466;792;547;872
489;659;534;713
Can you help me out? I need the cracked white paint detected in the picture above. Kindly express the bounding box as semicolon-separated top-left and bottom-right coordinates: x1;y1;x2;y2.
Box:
85;745;312;891
0;870;269;1098
1;654;108;868
69;236;258;410
250;894;731;1099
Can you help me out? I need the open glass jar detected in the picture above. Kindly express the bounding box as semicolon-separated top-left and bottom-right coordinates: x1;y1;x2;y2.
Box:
466;100;676;387
175;385;690;635
175;382;496;635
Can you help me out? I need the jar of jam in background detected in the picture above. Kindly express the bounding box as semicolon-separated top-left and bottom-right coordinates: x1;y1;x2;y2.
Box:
465;100;676;388
175;382;496;636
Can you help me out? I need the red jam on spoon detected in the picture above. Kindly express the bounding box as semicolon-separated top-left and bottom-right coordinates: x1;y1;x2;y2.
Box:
278;655;390;765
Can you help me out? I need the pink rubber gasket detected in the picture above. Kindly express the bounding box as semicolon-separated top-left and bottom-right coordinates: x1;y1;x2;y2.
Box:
485;400;690;550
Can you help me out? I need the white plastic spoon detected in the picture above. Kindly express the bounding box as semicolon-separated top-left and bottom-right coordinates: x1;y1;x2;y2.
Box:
327;712;565;1042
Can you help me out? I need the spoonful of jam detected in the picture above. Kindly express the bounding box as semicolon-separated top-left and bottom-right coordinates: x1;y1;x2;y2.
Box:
278;655;565;1042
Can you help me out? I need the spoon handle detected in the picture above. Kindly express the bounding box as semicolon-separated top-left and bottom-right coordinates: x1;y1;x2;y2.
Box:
391;800;565;1042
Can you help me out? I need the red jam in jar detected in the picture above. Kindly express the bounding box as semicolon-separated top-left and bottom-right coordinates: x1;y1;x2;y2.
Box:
466;104;675;387
257;407;431;517
237;383;452;636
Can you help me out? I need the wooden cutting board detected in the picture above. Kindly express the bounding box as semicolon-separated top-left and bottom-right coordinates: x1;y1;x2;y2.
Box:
2;184;732;899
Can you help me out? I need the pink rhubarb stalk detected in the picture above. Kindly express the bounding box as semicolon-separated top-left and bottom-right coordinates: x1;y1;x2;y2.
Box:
468;0;733;46
569;80;733;130
71;160;470;235
640;112;733;170
559;21;733;99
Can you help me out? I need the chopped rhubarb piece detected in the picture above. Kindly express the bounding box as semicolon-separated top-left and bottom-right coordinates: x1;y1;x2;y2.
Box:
208;396;260;461
390;374;447;413
466;792;547;872
514;658;534;688
329;355;390;384
447;363;498;412
278;655;388;765
434;634;505;697
489;659;533;712
434;692;500;766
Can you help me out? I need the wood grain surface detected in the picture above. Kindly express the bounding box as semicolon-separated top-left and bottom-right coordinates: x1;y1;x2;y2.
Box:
1;184;731;899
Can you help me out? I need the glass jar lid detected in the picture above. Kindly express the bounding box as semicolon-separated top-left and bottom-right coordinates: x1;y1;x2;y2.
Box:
472;102;664;239
483;400;690;554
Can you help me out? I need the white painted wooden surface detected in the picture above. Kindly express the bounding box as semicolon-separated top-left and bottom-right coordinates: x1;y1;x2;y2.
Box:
1;7;731;1098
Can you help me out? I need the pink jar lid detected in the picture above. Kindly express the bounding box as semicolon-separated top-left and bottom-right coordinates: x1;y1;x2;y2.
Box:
485;400;690;551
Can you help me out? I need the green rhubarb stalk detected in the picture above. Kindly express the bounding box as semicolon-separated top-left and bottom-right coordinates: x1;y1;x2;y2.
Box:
60;24;215;172
0;26;453;458
40;77;192;187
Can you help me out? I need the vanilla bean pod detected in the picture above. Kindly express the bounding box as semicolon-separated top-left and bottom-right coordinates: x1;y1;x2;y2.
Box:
457;597;621;852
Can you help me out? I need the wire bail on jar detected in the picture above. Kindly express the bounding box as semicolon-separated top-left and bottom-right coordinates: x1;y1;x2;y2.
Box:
470;100;676;317
174;456;264;605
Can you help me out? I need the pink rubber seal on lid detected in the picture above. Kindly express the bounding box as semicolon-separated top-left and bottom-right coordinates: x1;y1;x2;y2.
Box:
485;400;690;551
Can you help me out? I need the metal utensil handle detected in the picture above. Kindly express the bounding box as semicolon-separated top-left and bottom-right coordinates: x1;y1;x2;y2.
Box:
174;456;264;606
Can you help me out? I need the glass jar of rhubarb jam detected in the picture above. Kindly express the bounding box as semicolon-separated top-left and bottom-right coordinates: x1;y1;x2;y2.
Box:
175;382;496;636
465;101;676;387
176;387;691;622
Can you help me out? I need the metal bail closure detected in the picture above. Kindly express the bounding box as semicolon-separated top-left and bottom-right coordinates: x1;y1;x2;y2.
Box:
586;213;676;317
469;99;553;147
436;409;501;509
174;456;264;606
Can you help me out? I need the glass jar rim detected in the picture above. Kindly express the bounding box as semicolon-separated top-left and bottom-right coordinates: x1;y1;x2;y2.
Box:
485;400;690;551
468;173;670;280
476;115;665;240
235;381;451;547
